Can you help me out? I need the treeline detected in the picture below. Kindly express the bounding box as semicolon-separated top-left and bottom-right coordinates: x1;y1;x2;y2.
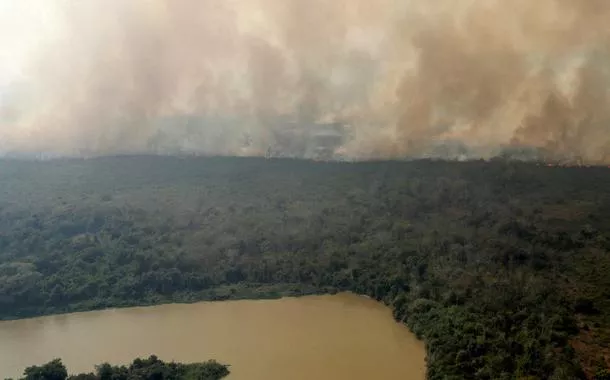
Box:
6;355;229;380
1;156;610;379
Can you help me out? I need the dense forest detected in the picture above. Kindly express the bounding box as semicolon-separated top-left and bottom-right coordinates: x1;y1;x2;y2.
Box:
7;355;229;380
1;156;610;379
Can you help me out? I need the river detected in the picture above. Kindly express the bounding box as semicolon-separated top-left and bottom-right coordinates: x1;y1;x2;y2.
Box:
0;293;425;379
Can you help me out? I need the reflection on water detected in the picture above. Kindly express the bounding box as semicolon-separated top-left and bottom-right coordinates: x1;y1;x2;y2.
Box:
0;293;425;379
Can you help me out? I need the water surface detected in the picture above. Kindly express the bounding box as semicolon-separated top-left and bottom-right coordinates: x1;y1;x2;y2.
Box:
0;293;425;379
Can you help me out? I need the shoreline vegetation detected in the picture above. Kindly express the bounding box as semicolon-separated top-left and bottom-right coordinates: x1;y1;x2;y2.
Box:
6;355;230;380
0;287;342;325
0;283;331;320
2;156;610;378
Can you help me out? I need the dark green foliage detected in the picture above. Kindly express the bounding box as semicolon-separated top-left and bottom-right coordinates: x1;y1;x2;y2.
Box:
22;359;67;380
574;297;599;315
16;356;229;380
2;156;610;379
596;369;610;380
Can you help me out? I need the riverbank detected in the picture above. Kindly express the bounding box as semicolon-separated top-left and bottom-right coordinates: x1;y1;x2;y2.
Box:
0;283;333;321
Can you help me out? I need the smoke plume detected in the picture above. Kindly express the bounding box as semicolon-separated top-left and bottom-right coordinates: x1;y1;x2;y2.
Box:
1;0;610;162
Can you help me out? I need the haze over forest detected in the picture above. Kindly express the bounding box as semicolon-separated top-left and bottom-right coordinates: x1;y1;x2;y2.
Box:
1;0;610;162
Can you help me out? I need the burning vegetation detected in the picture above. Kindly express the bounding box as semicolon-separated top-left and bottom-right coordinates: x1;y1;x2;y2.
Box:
1;0;610;163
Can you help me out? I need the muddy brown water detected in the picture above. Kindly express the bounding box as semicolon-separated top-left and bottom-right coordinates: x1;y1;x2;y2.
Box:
0;293;425;379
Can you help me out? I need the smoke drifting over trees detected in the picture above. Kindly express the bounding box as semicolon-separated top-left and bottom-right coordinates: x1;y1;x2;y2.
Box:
1;0;610;162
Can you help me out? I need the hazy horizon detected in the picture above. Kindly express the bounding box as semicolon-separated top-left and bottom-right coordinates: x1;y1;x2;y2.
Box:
1;0;610;163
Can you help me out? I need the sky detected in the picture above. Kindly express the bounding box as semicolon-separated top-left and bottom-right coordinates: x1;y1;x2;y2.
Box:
0;1;60;83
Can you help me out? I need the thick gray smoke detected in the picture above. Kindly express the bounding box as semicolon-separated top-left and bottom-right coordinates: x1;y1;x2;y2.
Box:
1;0;610;162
